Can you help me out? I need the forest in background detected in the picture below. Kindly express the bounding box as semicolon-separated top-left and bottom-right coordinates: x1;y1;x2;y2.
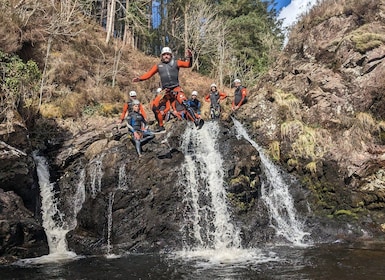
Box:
95;0;284;86
0;0;284;129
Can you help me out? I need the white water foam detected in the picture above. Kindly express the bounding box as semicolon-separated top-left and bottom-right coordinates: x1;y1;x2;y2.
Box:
16;153;86;265
232;118;311;246
176;122;278;265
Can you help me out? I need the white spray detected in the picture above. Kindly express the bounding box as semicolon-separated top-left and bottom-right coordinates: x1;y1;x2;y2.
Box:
233;118;310;245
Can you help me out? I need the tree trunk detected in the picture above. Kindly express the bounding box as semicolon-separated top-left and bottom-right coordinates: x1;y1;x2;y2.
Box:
106;0;116;44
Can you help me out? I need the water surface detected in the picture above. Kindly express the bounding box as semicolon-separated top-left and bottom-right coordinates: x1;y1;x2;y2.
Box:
2;243;385;280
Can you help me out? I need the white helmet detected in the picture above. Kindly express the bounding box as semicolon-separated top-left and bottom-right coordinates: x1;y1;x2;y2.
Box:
233;79;241;84
156;88;162;94
210;83;217;88
191;91;198;96
129;90;137;97
132;99;140;105
161;47;172;55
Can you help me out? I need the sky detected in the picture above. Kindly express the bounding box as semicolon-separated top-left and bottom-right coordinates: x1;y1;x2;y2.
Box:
276;0;318;30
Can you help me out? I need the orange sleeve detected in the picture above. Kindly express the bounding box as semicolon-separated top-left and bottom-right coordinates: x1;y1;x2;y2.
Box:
138;64;159;81
242;88;247;97
152;94;162;108
177;59;191;68
220;92;227;100
204;94;210;102
120;103;129;121
139;104;147;120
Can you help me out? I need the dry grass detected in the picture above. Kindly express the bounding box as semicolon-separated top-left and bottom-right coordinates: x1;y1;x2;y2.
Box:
350;25;385;53
281;120;304;140
355;112;377;132
269;141;281;161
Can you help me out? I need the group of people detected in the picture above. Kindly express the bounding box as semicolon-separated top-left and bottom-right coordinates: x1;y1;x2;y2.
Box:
119;46;248;157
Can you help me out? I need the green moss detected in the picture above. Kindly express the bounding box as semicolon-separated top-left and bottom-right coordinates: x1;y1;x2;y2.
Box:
334;209;358;219
351;32;385;53
229;175;250;186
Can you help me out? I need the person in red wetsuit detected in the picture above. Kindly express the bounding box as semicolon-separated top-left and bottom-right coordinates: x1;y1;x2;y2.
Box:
132;47;204;129
119;90;147;123
150;88;171;131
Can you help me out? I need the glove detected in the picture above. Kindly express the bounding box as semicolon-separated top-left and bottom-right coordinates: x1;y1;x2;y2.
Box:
132;77;140;82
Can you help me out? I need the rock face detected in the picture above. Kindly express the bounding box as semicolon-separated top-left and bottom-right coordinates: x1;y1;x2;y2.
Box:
56;119;275;255
0;119;48;263
236;0;385;234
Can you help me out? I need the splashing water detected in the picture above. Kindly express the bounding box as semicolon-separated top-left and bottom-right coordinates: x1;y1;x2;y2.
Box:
175;122;277;264
232;118;310;246
21;153;86;264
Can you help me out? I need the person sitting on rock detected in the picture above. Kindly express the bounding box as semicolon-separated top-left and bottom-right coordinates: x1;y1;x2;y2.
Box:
188;90;201;117
119;90;147;123
126;99;155;157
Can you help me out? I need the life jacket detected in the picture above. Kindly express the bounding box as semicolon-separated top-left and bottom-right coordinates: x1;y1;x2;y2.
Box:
188;98;200;112
157;58;180;89
234;86;246;105
127;111;146;132
174;100;185;112
209;91;221;108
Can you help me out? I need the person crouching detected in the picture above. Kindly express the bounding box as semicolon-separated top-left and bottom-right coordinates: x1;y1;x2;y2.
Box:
126;100;155;157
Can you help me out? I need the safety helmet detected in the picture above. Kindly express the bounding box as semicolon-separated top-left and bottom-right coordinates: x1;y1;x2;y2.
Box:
233;79;241;84
161;47;172;55
132;99;140;105
191;91;198;96
129;90;137;97
156;88;162;94
210;83;217;88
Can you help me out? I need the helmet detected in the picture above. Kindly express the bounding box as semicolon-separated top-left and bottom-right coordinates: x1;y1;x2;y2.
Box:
156;88;162;94
191;91;198;96
233;79;241;84
210;83;217;88
129;91;137;97
132;99;140;105
161;47;172;55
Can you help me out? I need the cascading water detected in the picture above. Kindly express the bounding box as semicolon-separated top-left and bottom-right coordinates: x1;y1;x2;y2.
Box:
89;154;104;198
177;122;277;264
105;164;128;258
232;118;310;245
180;121;241;251
106;191;115;256
22;153;86;263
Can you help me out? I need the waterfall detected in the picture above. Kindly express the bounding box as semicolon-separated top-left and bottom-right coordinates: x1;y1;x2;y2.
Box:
27;153;86;262
105;164;127;258
232;119;310;245
180;122;241;250
89;154;104;198
106;191;115;256
175;122;278;264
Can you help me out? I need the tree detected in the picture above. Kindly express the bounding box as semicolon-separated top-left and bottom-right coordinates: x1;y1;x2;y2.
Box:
218;0;284;83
